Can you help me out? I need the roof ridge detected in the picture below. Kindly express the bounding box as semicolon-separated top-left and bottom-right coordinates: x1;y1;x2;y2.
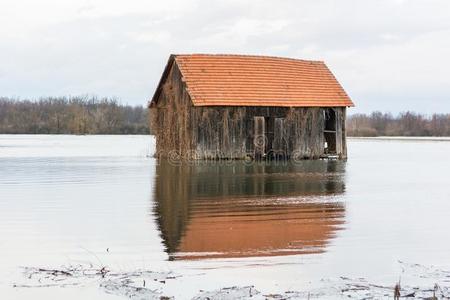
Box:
173;53;324;64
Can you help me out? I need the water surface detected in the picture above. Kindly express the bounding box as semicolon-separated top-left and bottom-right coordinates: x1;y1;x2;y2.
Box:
1;135;450;299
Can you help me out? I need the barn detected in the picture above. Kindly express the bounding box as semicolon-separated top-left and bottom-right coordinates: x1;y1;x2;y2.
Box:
149;54;354;160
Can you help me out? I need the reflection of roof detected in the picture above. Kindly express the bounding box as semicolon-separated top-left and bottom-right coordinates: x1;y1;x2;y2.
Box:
175;197;345;260
153;54;354;107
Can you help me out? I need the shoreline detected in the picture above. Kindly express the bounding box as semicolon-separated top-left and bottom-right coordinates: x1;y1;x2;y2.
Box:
348;136;450;142
10;261;450;299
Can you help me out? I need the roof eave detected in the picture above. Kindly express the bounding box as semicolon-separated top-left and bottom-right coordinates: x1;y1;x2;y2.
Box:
190;102;355;108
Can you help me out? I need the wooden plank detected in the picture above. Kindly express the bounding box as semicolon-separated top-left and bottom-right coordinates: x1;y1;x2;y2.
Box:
254;116;266;158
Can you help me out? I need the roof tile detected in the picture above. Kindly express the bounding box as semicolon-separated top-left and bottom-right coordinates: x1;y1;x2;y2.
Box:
159;54;354;107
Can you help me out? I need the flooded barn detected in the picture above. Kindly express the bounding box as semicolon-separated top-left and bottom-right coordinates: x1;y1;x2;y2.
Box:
149;54;354;160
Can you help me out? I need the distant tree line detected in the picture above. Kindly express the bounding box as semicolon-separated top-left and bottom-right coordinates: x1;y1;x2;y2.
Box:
2;98;449;137
0;96;150;134
347;111;450;136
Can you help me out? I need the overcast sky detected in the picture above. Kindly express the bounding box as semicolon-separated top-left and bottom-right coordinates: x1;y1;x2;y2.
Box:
1;0;450;113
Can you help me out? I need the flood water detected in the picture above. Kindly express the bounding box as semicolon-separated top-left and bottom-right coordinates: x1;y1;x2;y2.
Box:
1;135;450;299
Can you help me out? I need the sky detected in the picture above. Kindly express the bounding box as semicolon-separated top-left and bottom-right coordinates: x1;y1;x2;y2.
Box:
1;0;450;114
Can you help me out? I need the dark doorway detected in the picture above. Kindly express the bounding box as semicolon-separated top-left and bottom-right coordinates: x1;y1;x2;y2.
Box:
324;109;337;154
324;108;336;131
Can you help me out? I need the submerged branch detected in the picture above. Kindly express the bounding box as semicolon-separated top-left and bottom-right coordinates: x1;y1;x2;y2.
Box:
13;261;450;299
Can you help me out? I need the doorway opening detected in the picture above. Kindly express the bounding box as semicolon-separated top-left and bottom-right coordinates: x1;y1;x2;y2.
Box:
324;109;337;154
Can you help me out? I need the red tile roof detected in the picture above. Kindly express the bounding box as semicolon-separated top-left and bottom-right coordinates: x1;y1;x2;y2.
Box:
152;54;354;107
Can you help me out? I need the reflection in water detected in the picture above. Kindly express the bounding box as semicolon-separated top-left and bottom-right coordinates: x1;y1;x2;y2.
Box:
153;160;347;260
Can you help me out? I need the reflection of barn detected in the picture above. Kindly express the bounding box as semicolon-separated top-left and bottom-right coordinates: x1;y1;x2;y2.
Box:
149;54;354;160
153;161;347;260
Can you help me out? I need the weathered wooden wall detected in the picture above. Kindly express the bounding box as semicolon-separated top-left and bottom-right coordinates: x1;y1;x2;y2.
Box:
151;61;194;158
151;61;348;160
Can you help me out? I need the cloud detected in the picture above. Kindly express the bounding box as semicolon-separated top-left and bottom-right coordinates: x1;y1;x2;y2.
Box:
1;0;450;113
